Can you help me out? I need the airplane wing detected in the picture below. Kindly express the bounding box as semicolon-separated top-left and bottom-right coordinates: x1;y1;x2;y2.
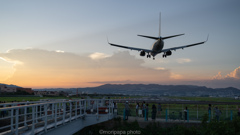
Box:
108;42;153;53
161;35;209;53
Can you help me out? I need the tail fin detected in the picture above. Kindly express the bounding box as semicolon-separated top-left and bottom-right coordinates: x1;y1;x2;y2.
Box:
159;13;161;37
137;13;184;40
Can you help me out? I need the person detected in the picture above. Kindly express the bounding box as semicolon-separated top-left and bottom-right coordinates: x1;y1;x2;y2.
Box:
139;103;143;117
152;104;157;121
214;106;221;121
142;101;146;118
146;103;149;121
184;107;188;121
157;103;162;118
238;107;240;117
136;103;139;117
208;104;211;114
125;101;130;120
113;102;118;115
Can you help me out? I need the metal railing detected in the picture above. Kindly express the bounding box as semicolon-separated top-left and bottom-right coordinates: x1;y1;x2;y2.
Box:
0;99;114;135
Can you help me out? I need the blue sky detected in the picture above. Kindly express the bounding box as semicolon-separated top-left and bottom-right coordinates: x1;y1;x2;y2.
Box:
0;0;240;88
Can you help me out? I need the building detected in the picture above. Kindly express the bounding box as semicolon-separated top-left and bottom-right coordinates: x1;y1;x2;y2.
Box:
0;84;33;94
17;88;34;94
0;84;17;93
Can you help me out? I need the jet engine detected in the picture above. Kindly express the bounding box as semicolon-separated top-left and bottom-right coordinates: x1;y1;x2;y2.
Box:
166;50;172;56
140;50;146;56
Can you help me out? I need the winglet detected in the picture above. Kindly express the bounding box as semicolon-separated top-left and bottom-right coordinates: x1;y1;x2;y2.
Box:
205;34;209;42
107;36;110;44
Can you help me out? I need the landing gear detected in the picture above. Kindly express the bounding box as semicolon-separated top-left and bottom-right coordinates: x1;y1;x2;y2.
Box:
147;54;151;58
162;54;167;58
153;57;155;60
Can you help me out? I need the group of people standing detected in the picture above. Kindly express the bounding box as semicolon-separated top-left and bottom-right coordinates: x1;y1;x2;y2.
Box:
125;102;240;121
125;101;162;121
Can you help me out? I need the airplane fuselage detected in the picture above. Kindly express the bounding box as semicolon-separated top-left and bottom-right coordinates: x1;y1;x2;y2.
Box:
151;39;164;57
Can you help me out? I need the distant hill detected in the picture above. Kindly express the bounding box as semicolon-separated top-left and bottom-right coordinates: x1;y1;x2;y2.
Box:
34;84;240;97
0;83;22;88
76;84;240;97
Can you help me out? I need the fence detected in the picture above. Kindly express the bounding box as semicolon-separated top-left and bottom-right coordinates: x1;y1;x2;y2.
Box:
114;101;240;122
0;99;114;135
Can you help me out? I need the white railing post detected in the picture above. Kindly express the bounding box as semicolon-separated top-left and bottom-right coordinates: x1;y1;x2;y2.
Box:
31;106;35;135
11;109;14;132
75;101;77;118
40;105;42;119
63;102;66;125
24;106;27;126
15;109;19;135
44;104;47;133
52;103;54;119
54;103;57;128
35;105;38;123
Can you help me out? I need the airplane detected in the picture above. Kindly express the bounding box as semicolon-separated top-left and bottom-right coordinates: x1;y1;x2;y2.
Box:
108;14;208;60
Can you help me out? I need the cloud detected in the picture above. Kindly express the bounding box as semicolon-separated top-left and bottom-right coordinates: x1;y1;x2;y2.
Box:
212;67;240;80
155;67;165;70
170;72;183;79
208;66;240;89
225;66;240;79
212;72;223;80
89;52;110;60
176;58;191;64
55;50;65;53
0;58;16;81
0;49;172;88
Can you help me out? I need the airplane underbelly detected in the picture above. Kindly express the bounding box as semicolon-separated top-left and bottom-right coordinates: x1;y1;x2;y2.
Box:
151;40;163;56
153;41;163;51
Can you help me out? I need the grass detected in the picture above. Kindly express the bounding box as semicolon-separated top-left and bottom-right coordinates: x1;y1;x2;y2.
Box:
169;96;240;102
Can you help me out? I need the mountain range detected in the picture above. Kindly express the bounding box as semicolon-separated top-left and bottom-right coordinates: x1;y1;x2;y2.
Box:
2;83;240;97
35;84;240;97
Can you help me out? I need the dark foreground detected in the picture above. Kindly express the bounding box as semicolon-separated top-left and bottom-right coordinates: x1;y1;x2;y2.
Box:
74;115;240;135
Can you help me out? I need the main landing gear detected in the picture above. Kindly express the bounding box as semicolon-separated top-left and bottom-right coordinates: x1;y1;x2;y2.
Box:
147;54;151;58
147;54;155;60
162;54;167;58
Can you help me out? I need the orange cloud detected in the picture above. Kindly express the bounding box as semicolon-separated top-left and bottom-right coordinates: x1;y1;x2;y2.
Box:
212;67;240;80
226;66;240;79
208;67;240;89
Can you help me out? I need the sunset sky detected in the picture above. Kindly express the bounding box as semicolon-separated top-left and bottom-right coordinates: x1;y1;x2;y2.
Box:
0;0;240;89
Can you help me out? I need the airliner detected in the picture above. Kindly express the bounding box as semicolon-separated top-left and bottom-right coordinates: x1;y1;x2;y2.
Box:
108;14;208;60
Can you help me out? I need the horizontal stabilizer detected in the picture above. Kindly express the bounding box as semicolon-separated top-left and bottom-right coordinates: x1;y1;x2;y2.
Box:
137;35;159;40
162;34;184;40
